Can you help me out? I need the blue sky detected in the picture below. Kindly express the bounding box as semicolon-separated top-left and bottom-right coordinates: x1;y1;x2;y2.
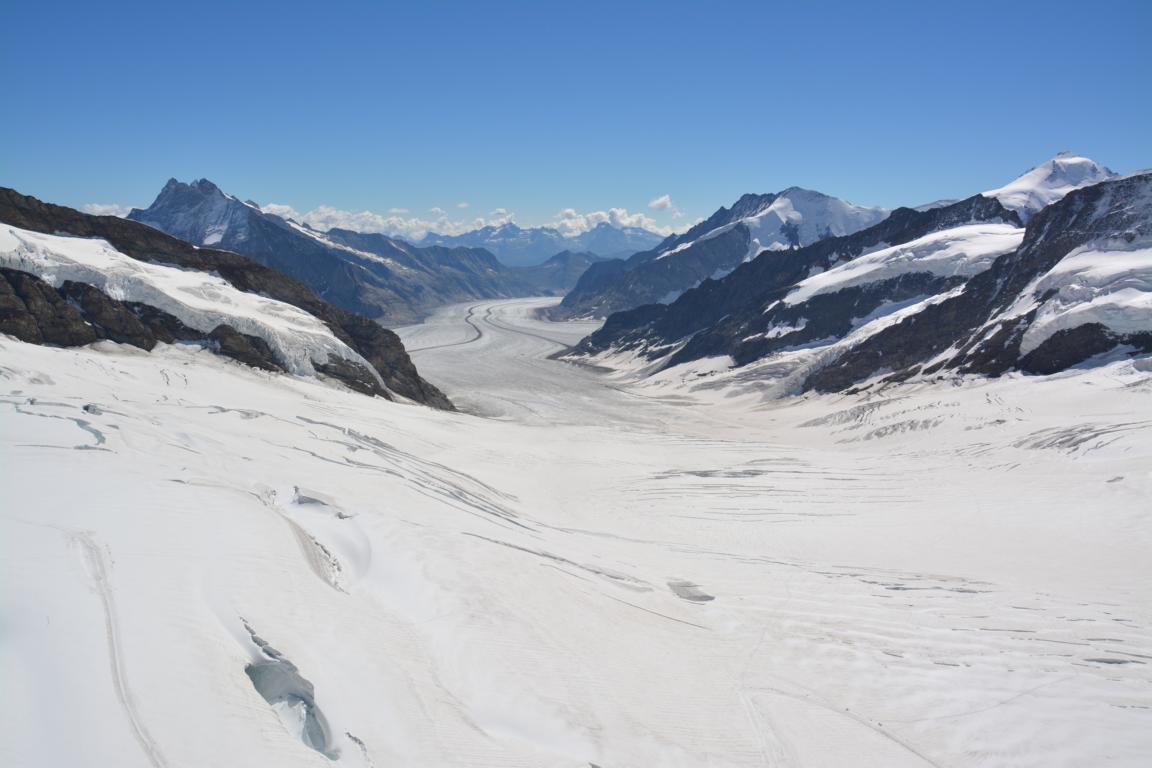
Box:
4;0;1149;237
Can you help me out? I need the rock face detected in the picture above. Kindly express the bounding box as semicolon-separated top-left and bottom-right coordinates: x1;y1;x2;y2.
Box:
0;187;452;408
551;188;889;320
419;222;663;267
574;194;1020;359
812;171;1152;391
127;179;597;324
0;267;289;372
0;268;100;347
567;172;1152;394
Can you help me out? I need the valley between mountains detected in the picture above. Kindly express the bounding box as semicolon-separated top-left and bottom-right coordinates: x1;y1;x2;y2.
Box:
1;152;1150;768
7;0;1150;763
3;295;1149;767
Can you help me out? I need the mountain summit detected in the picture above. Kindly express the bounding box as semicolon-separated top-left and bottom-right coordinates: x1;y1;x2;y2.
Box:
551;187;889;319
983;152;1117;221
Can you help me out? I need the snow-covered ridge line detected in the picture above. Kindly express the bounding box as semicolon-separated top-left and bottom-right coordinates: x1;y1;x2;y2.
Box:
784;223;1025;305
0;224;379;382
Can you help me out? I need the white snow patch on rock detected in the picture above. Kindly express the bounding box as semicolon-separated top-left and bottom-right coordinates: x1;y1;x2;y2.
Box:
0;223;377;381
1021;242;1152;353
784;224;1023;305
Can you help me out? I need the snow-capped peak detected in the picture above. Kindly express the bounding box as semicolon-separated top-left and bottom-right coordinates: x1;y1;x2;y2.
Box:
737;187;889;258
984;153;1116;221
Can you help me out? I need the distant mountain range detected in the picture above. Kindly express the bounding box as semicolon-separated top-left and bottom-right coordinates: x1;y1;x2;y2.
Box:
550;187;890;320
127;179;603;325
561;154;1149;395
418;222;664;267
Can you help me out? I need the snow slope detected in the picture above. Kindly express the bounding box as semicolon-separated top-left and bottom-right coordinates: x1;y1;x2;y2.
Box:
1020;242;1152;354
3;297;1150;767
785;223;1024;304
984;153;1116;221
0;223;376;381
654;187;889;263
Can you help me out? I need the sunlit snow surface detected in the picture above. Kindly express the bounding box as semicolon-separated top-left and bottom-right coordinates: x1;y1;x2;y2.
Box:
2;298;1151;767
784;224;1024;305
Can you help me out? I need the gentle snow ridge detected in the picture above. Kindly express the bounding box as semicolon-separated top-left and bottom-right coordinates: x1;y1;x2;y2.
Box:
0;223;378;381
654;188;888;263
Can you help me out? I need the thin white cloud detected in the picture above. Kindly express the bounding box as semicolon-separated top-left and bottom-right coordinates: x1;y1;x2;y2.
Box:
261;202;517;241
456;202;470;209
549;207;677;237
648;193;686;222
258;201;684;242
82;203;131;217
260;203;299;220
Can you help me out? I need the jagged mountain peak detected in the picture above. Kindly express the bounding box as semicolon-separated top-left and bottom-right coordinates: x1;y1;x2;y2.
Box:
156;177;228;199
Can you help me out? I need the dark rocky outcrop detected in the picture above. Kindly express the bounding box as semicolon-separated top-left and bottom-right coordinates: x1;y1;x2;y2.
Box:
0;188;452;408
0;268;99;346
58;281;158;349
206;325;284;372
1;267;289;373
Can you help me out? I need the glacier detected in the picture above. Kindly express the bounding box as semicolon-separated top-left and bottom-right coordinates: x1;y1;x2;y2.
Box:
2;297;1149;767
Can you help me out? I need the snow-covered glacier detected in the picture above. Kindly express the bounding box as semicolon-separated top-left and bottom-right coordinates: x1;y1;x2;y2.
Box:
2;297;1150;767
